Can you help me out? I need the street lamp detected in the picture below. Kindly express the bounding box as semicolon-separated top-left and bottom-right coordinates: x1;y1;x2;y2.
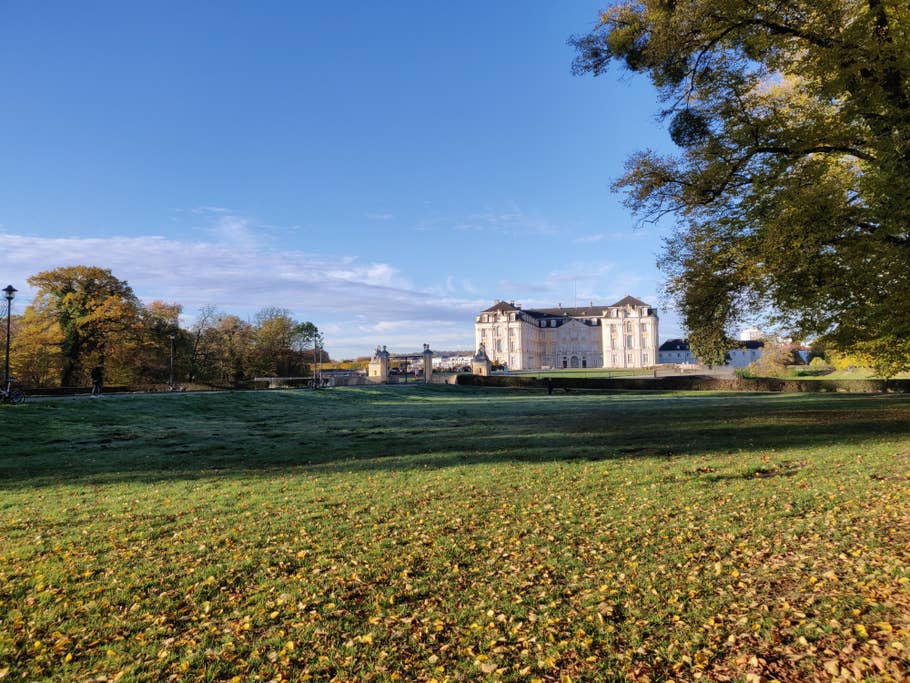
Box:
3;285;17;391
167;332;176;389
312;336;319;390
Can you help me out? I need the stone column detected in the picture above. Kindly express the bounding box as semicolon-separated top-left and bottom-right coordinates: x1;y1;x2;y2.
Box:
422;343;433;384
472;343;492;376
368;345;390;383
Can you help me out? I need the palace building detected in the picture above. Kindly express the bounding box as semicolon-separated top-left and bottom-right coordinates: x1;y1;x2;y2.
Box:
474;296;659;370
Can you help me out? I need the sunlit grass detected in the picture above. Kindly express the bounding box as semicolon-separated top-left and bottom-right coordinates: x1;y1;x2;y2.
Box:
1;386;908;681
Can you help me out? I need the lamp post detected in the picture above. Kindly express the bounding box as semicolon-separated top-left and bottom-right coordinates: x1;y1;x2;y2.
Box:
168;332;176;389
312;337;319;390
3;285;16;391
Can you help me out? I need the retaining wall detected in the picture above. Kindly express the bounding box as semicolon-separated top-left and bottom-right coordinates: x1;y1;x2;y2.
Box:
455;374;910;393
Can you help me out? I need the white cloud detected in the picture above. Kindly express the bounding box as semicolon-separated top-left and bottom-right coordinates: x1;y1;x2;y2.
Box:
0;227;482;359
571;230;647;244
190;206;232;214
416;202;560;237
365;212;394;221
492;260;660;312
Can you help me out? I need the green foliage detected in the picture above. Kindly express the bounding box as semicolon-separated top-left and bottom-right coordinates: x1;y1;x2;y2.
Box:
747;340;803;377
571;1;910;370
14;268;328;388
1;388;908;680
27;266;141;386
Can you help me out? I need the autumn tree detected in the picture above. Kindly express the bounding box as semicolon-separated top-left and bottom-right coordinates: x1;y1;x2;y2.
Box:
292;320;325;370
252;308;299;376
135;301;184;383
8;311;64;387
210;314;255;386
27;266;142;386
571;1;910;371
187;305;218;382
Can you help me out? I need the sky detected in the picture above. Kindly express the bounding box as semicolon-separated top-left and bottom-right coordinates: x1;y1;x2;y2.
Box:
0;1;683;359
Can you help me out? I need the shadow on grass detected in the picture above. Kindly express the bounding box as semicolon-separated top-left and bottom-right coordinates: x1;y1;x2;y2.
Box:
1;387;908;488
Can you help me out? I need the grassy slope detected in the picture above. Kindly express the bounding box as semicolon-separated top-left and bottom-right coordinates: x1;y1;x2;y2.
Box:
0;386;908;682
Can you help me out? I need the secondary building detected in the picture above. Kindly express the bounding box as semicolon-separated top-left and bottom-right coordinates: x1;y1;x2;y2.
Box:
474;296;659;370
657;339;765;368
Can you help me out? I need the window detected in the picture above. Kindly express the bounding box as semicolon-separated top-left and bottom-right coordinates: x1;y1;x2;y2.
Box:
496;340;503;352
562;357;568;368
626;335;633;347
582;359;587;368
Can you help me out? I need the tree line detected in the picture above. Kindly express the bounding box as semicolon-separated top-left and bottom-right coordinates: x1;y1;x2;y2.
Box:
3;266;326;388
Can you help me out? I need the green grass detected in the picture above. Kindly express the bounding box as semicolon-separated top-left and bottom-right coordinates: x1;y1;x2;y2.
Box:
1;386;908;681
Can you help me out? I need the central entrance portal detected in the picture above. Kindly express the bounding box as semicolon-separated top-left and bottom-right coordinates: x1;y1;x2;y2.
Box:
367;344;434;384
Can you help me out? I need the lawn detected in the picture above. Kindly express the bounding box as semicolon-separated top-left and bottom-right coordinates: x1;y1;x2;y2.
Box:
0;386;908;682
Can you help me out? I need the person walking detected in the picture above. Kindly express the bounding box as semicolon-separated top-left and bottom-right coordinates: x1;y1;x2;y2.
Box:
90;365;104;397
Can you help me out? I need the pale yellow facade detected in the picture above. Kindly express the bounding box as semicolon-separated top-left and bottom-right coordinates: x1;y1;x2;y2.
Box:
474;297;659;370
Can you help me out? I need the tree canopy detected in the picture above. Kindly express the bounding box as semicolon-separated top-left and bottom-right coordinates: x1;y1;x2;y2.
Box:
28;266;142;386
571;1;910;373
14;266;326;387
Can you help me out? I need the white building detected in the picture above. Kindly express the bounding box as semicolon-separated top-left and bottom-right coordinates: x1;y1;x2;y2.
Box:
658;339;764;368
432;353;474;371
474;296;659;370
739;326;763;342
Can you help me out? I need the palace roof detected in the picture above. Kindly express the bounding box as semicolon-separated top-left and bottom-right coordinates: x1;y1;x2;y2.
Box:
481;300;520;313
481;296;654;319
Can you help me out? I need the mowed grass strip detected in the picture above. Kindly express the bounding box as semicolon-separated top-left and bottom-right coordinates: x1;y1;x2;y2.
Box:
0;386;908;681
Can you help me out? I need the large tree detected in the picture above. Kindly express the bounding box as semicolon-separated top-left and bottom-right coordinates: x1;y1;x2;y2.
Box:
571;1;910;373
28;266;142;386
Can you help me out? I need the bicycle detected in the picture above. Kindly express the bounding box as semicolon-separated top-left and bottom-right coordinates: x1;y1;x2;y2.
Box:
0;378;26;404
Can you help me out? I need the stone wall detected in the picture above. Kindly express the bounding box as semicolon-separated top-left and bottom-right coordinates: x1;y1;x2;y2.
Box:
456;374;910;393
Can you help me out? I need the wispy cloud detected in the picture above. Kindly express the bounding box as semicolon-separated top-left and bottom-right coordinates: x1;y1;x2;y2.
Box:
190;206;232;215
416;202;560;237
0;226;483;358
364;212;394;221
492;260;658;311
571;230;647;244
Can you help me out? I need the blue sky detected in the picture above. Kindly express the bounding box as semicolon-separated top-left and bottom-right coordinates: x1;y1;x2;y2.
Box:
0;1;682;359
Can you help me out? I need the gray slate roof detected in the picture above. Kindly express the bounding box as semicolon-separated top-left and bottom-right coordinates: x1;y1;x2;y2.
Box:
658;338;764;351
481;301;520;313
